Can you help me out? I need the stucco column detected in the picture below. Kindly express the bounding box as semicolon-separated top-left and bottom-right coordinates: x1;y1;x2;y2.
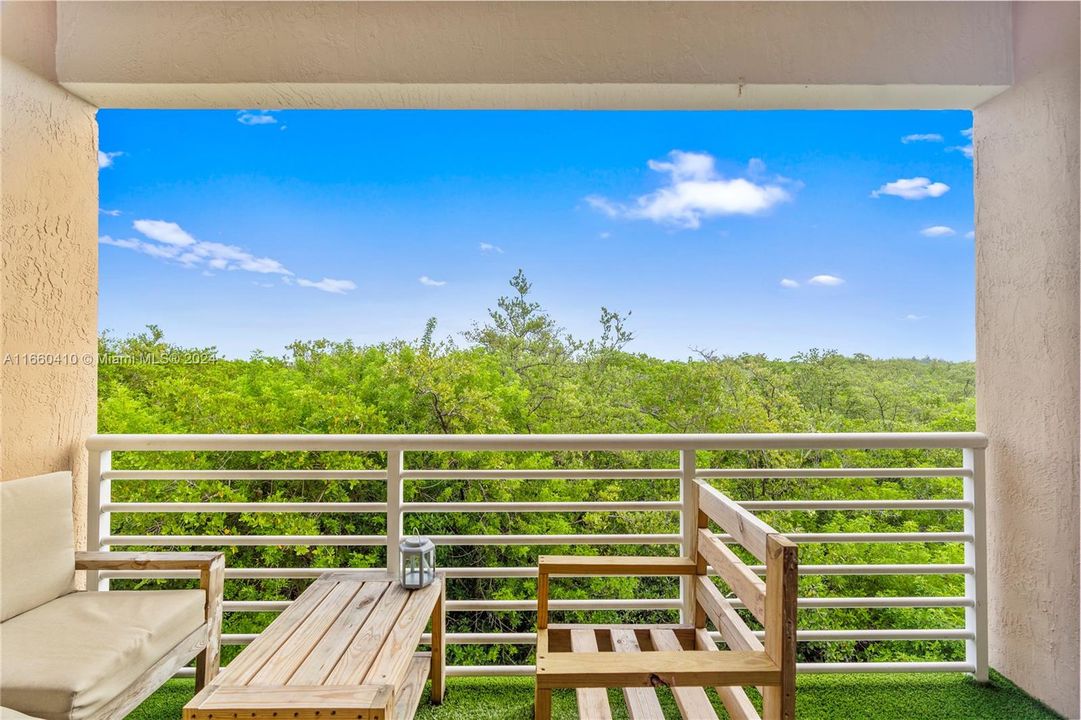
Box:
974;3;1080;717
1;2;99;552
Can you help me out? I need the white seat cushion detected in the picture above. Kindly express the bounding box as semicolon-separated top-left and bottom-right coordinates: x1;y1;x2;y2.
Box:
0;472;76;621
0;590;205;720
1;708;43;720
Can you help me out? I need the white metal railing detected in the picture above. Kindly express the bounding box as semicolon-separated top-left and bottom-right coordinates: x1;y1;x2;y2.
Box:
85;432;989;682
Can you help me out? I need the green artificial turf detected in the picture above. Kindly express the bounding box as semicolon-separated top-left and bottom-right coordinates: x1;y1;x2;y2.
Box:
129;671;1062;720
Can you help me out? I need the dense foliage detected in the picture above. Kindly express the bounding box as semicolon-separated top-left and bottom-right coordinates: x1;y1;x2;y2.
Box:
101;271;976;666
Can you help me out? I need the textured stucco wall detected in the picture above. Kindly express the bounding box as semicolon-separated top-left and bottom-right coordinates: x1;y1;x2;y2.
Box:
974;3;1080;717
0;46;98;553
56;1;1011;109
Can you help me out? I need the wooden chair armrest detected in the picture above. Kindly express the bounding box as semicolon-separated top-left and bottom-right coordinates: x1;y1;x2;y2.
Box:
74;551;224;571
538;555;697;577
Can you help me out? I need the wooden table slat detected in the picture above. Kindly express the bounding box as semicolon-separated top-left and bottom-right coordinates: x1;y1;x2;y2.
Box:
219;579;338;685
362;580;443;688
249;579;365;686
289;581;392;685
324;582;413;684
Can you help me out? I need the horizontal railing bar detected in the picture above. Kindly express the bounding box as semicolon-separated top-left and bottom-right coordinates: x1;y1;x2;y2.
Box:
403;501;680;512
402;469;681;480
98;499;966;514
797;662;976;674
186;555;1037;581
99;562;973;581
427;534;682;545
101;470;386;480
697;467;970;479
219;628;972;648
750;629;973;641
739;500;972;511
220;595;971;614
87;431;989;452
447;665;534;677
104;535;386;546
177;662;979;680
757;532;972;544
747;563;973;576
102;502;387;513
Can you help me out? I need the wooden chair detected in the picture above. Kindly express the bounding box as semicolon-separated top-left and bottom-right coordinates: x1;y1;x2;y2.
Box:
534;479;798;720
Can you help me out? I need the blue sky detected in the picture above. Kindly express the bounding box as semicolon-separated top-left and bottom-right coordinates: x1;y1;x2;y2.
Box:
98;110;974;360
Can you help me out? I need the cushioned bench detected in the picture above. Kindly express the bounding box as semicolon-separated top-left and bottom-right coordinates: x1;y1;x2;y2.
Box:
0;472;224;720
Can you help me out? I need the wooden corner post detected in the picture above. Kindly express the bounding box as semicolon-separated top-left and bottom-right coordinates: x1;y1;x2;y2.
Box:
431;575;446;703
762;534;798;720
195;553;225;690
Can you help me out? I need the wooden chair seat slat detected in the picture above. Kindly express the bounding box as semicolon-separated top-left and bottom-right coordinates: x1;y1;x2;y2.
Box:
649;628;720;720
570;628;613;720
610;628;666;720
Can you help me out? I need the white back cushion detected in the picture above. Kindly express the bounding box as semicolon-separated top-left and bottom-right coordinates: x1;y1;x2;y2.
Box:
0;472;76;621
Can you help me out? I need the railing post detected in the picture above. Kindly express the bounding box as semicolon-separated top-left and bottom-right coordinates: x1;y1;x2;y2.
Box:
963;446;989;682
386;449;404;579
679;448;698;624
86;448;112;591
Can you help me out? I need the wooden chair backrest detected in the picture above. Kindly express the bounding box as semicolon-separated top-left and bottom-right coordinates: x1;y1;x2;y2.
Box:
693;480;798;720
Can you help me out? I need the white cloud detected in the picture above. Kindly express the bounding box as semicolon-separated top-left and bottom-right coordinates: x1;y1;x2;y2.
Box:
419;275;447;287
901;133;944;143
296;277;356;294
946;128;974;159
237;111;278;126
948;144;973;159
100;219;324;288
479;242;504;254
598;231;611;239
586;151;796;229
920;225;957;237
808;274;845;287
779;278;800;288
133;219;197;247
904;314;926;321
98;151;122;169
965;230;976;239
99;208;122;217
871;177;950;200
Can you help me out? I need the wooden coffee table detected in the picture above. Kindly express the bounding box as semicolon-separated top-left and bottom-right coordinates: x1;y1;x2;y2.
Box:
184;571;445;720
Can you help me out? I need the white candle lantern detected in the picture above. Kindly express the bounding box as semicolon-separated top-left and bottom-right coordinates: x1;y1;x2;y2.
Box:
399;536;436;589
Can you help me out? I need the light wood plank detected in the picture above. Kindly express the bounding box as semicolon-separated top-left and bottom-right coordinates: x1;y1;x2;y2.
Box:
185;685;392;720
75;551;222;570
536;649;780;690
695;481;773;562
361;580;443;687
762;536;798;720
698;528;768;624
288;581;391;685
696;628;762;720
537;569;549;629
430;578;446;703
324;582;412;684
610;627;666;720
250;579;364;685
195;553;225;688
695;576;763;653
220;579;338;685
649;629;720;720
395;653;432;720
570;628;613;720
539;555;697;576
535;685;552;720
